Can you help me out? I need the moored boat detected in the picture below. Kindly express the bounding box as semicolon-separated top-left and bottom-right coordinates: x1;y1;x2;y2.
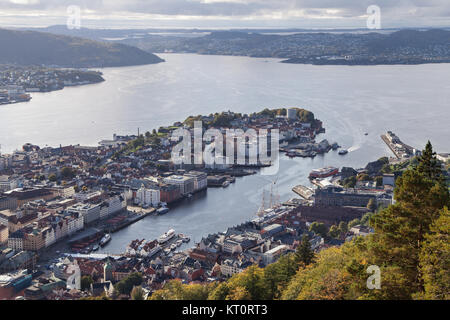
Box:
158;229;176;244
99;234;111;247
309;166;339;179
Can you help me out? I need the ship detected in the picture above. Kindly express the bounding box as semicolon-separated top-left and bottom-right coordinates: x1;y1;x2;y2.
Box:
99;233;111;247
158;229;176;244
309;166;339;179
338;149;348;155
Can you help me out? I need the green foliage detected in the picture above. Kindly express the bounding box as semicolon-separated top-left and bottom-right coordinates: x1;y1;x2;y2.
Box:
80;275;93;292
114;272;143;296
61;167;76;180
342;176;356;188
48;174;57;182
309;222;328;238
366;198;376;212
295;234;315;265
360;212;375;226
151;280;216;300
375;176;383;187
338;221;348;236
417;207;449;300
131;286;145;300
328;225;340;239
357;173;371;181
348;219;360;228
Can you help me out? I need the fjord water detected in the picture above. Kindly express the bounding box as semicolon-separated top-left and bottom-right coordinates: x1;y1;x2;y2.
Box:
0;53;449;253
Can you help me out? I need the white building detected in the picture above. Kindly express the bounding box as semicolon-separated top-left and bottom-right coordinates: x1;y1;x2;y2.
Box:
135;185;160;207
184;171;208;192
100;194;126;219
0;175;19;193
67;203;101;225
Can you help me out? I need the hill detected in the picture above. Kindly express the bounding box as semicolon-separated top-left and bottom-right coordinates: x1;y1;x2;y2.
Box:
0;28;164;68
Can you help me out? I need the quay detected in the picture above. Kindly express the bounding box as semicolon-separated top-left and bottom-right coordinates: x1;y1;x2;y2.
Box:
381;131;415;159
292;185;314;200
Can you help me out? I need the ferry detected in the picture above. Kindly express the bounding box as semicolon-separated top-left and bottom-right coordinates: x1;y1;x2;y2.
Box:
99;234;111;247
158;229;176;244
309;166;339;179
338;149;348;155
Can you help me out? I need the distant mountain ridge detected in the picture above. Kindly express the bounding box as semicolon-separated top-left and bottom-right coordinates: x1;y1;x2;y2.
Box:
0;28;164;68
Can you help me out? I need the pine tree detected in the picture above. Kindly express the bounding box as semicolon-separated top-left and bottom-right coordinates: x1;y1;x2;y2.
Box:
416;141;444;183
368;143;449;299
418;207;450;300
295;234;315;266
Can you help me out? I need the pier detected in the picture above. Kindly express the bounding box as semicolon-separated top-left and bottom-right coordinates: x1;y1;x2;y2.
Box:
292;185;314;200
381;131;415;159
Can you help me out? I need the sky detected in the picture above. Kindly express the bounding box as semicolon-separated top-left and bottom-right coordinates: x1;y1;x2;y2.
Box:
0;0;449;29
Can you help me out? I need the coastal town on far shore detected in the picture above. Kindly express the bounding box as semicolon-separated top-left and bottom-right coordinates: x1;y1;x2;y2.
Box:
0;65;104;105
0;107;449;300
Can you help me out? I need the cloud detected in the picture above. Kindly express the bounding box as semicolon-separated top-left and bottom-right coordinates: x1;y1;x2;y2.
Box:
0;0;449;28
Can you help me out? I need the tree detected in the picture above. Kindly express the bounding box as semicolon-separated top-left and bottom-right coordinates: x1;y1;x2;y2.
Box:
80;275;93;291
114;272;143;295
418;207;449;300
309;222;328;238
375;176;383;187
61;167;76;180
357;173;371;181
348;219;360;228
416;141;444;183
48;174;57;182
295;234;315;265
338;221;348;236
368;143;449;299
131;286;145;300
208;282;230;300
366;198;376;212
342;176;356;188
328;225;340;239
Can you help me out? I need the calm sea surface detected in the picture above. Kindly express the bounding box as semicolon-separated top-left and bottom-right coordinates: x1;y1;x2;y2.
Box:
0;54;449;253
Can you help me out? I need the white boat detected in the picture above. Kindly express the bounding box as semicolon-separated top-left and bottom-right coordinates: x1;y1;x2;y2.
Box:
182;236;190;243
222;181;230;188
158;229;176;244
176;240;183;247
170;243;177;251
99;234;111;247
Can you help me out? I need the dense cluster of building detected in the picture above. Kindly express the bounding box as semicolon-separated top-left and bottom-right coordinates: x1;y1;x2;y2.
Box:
0;65;104;105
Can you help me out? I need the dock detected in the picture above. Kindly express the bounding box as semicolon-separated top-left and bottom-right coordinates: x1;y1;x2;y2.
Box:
292;185;314;200
381;132;415;159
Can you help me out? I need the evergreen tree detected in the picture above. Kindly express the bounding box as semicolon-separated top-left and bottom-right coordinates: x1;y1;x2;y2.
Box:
295;234;315;265
418;207;449;300
368;143;449;299
416;141;444;183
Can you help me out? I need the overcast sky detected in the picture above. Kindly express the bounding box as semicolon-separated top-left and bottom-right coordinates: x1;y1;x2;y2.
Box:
0;0;449;29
